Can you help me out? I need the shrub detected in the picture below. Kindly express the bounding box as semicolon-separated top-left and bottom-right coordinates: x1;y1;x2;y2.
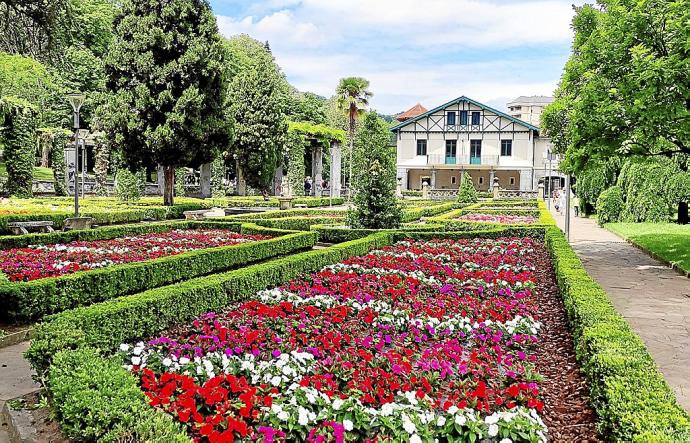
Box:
576;159;619;215
48;347;188;441
115;168;144;202
596;186;624;225
457;173;478;204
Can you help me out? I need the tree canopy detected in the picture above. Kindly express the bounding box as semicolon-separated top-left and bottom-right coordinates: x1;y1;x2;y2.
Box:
542;0;690;173
100;0;230;205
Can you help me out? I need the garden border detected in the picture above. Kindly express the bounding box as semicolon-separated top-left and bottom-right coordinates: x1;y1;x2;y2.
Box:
1;222;317;321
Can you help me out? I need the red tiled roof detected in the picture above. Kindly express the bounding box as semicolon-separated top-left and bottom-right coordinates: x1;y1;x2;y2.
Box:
396;103;428;121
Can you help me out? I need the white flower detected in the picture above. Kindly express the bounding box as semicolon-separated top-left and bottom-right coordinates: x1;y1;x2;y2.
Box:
343;419;354;431
131;356;141;366
271;376;282;386
454;414;466;426
179;357;190;365
162;358;172;367
500;439;513;443
277;410;289;421
485;414;500;425
436;416;446;427
332;398;344;411
402;416;416;434
410;435;422;443
119;344;130;352
447;405;459;414
298;407;309;426
488;424;499;437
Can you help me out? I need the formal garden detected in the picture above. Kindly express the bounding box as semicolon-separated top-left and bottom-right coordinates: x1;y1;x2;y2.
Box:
0;0;689;442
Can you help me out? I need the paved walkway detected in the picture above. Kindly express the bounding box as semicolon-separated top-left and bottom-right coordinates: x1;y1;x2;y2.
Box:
550;205;690;410
0;341;39;443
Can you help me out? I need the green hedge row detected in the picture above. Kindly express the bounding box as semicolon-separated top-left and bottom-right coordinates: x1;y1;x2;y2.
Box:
228;208;346;220
0;202;212;234
477;199;539;208
401;202;457;222
2;224;316;321
246;216;345;231
0;220;243;249
49;347;189;442
310;223;445;243
27;232;393;374
545;225;690;441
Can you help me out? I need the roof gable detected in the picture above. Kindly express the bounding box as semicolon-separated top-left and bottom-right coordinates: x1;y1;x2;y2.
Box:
391;95;540;133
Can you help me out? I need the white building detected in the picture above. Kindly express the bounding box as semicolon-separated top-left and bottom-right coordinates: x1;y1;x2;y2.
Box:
507;95;554;127
392;95;562;193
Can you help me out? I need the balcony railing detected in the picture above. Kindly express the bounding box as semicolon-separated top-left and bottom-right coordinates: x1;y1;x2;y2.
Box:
426;154;499;166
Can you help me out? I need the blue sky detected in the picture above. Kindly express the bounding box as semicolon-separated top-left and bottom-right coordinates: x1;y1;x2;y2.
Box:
209;0;584;114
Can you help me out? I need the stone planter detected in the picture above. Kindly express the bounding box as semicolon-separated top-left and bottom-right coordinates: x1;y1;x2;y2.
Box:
278;197;294;210
63;217;95;231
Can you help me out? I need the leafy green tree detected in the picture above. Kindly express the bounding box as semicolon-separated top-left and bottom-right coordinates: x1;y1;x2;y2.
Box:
287;91;327;125
596;185;624;225
457;173;478;204
544;0;690;221
228;53;287;194
336;77;372;195
100;0;230;205
347;112;401;229
0;96;37;197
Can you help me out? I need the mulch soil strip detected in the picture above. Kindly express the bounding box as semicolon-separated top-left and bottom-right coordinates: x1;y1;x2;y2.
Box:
532;243;600;442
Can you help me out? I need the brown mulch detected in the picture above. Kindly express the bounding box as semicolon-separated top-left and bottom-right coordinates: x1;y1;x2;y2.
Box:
532;243;601;442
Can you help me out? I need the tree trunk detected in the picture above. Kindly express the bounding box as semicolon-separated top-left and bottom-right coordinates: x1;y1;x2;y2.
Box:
163;165;175;206
41;139;50;168
679;201;688;225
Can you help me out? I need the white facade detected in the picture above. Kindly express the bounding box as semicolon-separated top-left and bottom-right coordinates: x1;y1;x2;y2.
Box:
392;95;562;193
507;95;554;127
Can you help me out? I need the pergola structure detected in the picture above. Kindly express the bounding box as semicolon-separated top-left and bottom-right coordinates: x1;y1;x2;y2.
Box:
285;122;346;198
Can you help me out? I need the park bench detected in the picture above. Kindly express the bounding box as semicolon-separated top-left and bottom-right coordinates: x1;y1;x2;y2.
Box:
8;221;54;235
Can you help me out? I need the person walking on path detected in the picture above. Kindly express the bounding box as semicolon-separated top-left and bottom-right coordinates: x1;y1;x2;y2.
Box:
304;177;312;196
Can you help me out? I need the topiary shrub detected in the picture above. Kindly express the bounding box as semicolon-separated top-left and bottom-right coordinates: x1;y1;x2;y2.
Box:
174;167;186;197
596;185;623;225
211;157;226;198
1;97;37;197
347;160;402;229
94;138;110;196
457;173;478;204
115;168;144;202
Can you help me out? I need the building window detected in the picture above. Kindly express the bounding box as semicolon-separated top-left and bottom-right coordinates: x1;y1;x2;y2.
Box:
416;139;427;156
509;177;516;186
471;111;481;125
500;140;512;156
459;110;468;125
445;140;457;158
479;176;484;185
451;176;457;185
470;139;482;164
446;112;456;126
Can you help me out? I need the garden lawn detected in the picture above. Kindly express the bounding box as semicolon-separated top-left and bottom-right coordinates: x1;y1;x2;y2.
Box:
606;223;690;274
0;162;54;181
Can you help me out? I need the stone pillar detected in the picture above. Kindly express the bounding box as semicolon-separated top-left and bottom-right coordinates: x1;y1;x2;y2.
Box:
493;178;500;198
312;144;323;197
65;144;77;194
273;166;284;196
489;169;495;188
330;141;342;198
538;182;545;200
397;167;408;191
156;165;165;196
431;169;437;189
422;183;430;199
519;169;533;191
236;161;247;196
199;163;211;198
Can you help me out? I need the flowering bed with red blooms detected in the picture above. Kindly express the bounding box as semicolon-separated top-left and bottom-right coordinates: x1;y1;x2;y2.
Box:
122;238;550;442
456;214;538;225
0;230;269;282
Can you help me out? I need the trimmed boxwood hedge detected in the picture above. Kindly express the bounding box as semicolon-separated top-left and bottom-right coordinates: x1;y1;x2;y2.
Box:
27;233;394;374
245;216;345;231
310;223;446;243
1;222;317;321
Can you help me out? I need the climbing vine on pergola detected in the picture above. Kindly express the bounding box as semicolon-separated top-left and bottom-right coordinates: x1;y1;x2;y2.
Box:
286;121;345;196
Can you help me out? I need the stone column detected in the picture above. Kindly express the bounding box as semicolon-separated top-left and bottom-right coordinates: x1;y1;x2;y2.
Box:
312;144;323;197
519;169;533;191
397;167;408;191
199;163;211;198
236;161;247;196
156;165;165;196
330;141;342;198
273;166;284;196
489;169;495;188
431;169;437;189
65;144;77;194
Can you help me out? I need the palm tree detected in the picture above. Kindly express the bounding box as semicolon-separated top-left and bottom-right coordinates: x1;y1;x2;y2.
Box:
336;77;372;200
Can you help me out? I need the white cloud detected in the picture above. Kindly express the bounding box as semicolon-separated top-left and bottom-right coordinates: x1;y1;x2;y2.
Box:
214;0;574;113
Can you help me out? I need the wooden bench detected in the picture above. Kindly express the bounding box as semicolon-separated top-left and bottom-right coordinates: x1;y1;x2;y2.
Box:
8;221;54;235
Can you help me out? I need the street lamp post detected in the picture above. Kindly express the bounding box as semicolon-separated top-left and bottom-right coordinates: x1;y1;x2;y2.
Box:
547;150;552;209
67;92;85;217
565;174;571;241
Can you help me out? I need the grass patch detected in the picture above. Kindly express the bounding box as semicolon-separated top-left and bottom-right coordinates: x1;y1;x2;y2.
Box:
0;162;54;181
606;223;690;274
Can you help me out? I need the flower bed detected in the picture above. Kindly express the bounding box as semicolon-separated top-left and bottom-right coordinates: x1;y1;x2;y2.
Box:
456;214;538;225
121;238;555;442
0;229;269;282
